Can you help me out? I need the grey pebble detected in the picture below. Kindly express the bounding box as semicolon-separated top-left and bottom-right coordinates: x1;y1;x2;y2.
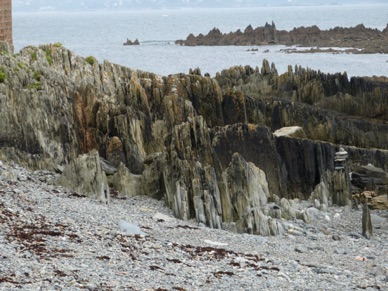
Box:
0;160;387;290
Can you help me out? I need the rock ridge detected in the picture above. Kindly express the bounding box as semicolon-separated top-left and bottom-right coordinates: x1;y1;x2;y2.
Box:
176;22;388;53
0;43;387;235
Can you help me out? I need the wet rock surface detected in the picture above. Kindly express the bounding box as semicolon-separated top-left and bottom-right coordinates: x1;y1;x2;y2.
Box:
176;22;388;53
0;160;387;290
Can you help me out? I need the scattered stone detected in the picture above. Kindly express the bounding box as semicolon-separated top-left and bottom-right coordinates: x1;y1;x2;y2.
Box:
273;126;306;138
118;220;146;235
54;165;64;174
0;159;386;290
153;212;175;222
332;234;341;241
314;199;321;210
312;267;341;275
349;232;364;239
294;246;308;253
288;229;304;236
203;239;228;246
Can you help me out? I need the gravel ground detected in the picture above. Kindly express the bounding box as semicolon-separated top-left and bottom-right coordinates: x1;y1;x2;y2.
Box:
0;160;387;291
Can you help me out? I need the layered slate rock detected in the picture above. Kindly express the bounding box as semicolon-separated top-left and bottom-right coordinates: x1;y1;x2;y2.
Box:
56;150;110;204
362;203;373;239
176;23;388;53
0;44;387;234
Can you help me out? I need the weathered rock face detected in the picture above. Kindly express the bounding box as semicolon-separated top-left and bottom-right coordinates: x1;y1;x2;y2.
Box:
176;23;388;53
215;62;388;150
368;194;388;210
0;45;387;235
56;150;110;204
223;153;270;233
108;162;142;198
351;164;388;195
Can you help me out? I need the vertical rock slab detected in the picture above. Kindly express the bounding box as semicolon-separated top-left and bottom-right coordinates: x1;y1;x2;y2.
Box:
362;203;373;239
108;163;142;197
224;152;270;234
310;180;330;209
212;124;286;198
56;150;110;203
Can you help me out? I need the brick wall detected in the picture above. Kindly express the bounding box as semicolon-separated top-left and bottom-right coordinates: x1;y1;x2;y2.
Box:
0;0;12;48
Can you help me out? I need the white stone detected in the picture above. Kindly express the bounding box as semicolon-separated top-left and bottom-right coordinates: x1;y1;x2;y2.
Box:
153;212;175;222
203;239;228;246
118;220;146;235
273;126;305;138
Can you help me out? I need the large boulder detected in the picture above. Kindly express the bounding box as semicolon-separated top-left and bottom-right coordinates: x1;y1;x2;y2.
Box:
108;163;142;198
56;150;110;204
351;164;388;195
368;195;388;210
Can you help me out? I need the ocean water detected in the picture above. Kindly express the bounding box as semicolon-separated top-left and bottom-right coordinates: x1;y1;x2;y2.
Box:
13;4;388;77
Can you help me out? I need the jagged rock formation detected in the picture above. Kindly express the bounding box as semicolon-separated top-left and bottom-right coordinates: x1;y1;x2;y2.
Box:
56;149;110;204
0;43;387;234
176;22;388;53
123;38;140;46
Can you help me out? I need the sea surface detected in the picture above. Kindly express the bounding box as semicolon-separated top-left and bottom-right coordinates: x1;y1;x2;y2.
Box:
13;4;388;77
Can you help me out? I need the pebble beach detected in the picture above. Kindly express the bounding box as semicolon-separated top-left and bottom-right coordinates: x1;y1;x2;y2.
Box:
1;160;387;290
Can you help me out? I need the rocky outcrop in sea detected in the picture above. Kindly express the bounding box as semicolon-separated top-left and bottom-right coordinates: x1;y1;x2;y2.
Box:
176;22;388;53
123;38;140;46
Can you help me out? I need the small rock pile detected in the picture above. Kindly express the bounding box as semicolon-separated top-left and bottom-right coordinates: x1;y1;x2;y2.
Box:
0;160;387;290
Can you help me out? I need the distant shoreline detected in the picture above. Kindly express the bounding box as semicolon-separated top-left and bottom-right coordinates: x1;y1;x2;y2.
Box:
12;2;388;13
